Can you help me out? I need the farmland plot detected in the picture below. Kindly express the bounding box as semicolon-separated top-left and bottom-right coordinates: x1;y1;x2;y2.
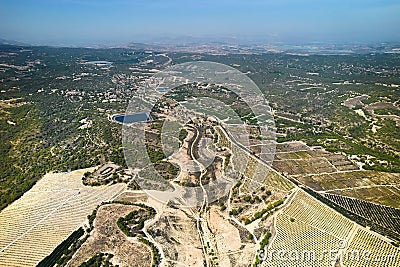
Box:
343;228;400;267
261;190;400;267
0;168;125;267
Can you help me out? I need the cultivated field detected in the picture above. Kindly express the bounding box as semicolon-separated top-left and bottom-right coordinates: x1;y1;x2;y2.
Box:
273;146;359;177
299;171;400;208
273;141;400;208
262;190;354;267
343;228;400;267
261;190;400;267
323;192;400;240
0;168;125;267
222;129;294;194
332;185;400;208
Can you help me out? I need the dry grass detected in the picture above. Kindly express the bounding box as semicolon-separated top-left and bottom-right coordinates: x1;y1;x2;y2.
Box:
67;204;151;267
208;207;257;266
114;191;149;203
147;206;205;267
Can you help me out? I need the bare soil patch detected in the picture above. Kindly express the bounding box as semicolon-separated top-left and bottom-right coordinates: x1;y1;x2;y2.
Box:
68;204;151;267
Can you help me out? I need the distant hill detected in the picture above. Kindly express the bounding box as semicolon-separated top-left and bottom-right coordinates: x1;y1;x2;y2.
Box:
0;38;29;46
126;42;166;50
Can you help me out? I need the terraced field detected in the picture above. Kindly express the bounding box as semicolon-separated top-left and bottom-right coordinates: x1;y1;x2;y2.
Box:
241;157;294;193
323;193;400;240
0;168;125;267
283;190;354;239
273;141;400;208
260;189;400;267
217;127;293;193
264;213;345;267
343;228;400;267
332;185;400;209
273;147;359;177
261;190;354;266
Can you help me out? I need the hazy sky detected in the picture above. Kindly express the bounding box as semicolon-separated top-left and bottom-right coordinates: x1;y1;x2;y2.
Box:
1;0;399;45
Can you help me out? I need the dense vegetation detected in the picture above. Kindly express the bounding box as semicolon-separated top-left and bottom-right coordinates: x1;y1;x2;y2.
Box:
138;236;162;267
0;101;47;210
324;193;400;240
1;44;399;212
0;45;149;210
117;205;156;237
113;202;160;266
244;199;284;225
36;227;85;267
87;204;100;231
253;232;272;266
303;187;400;243
209;53;400;173
178;128;188;143
79;252;116;267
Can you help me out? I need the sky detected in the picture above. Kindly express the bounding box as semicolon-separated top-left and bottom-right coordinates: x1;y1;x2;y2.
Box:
0;0;399;46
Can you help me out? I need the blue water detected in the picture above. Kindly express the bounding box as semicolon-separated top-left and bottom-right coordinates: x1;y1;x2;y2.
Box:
112;112;152;124
156;88;171;93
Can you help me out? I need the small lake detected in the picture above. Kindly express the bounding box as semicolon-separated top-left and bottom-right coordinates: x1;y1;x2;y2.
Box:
156;88;171;93
86;61;113;66
112;112;153;124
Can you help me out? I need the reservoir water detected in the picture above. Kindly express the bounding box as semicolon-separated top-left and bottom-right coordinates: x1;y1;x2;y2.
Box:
112;112;152;124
